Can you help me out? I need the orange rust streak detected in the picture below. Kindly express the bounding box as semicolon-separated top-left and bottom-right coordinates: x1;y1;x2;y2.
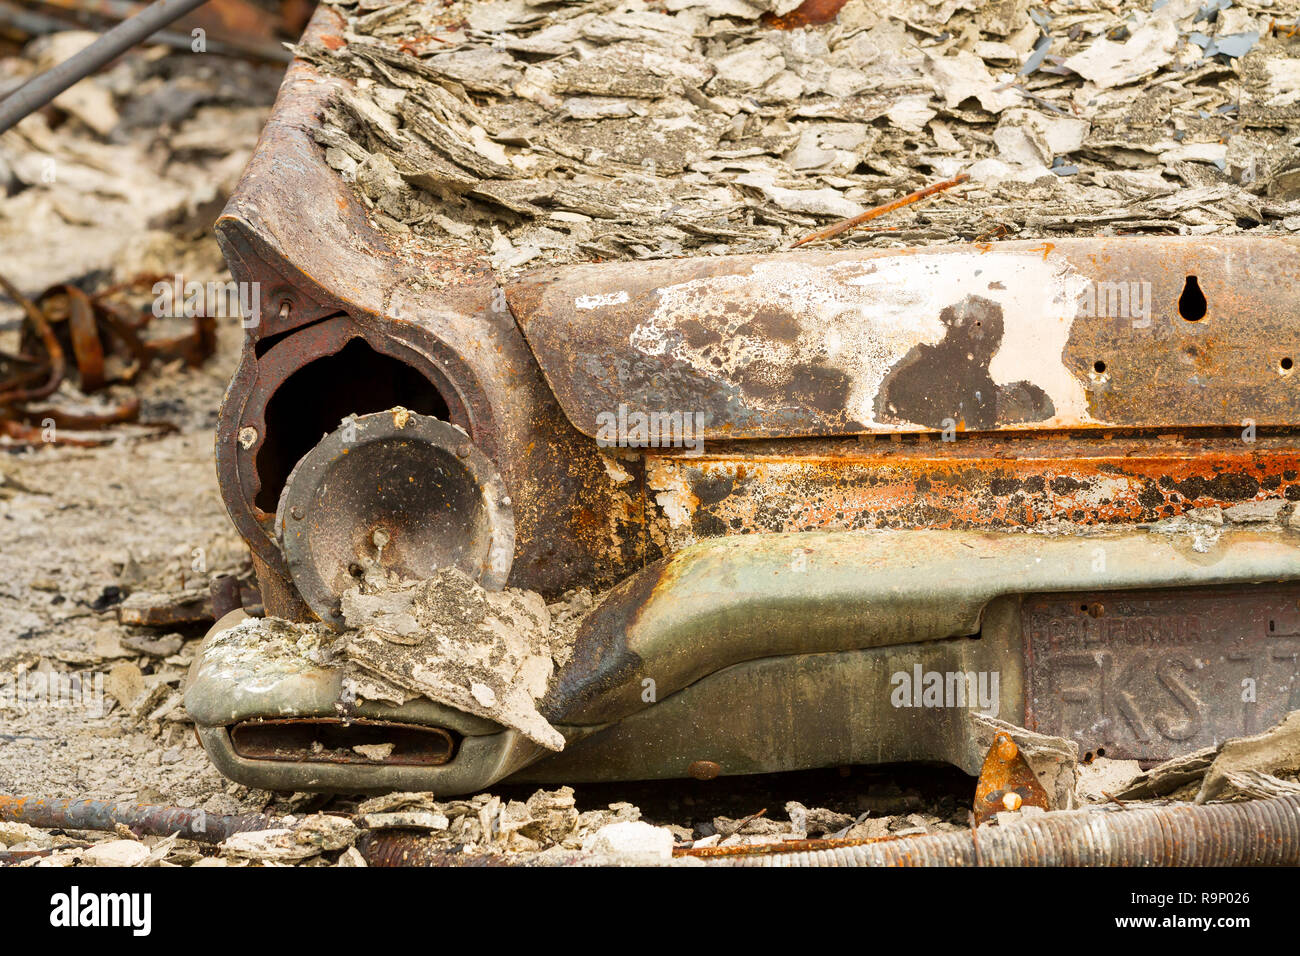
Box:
675;830;910;858
671;448;1300;531
973;732;1051;825
760;0;851;29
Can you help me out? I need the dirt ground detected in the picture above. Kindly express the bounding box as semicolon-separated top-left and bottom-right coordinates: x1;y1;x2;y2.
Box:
0;295;264;813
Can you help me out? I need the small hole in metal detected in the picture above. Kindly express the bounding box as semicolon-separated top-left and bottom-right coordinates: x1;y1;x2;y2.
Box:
1179;275;1207;321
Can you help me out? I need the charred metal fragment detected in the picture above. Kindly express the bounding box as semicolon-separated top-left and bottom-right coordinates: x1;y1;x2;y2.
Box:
506;237;1300;440
973;732;1051;824
276;410;515;624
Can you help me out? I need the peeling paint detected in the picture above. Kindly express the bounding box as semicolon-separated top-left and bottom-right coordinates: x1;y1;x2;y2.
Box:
628;252;1095;432
575;291;629;310
599;452;634;485
510;237;1300;440
647;458;699;529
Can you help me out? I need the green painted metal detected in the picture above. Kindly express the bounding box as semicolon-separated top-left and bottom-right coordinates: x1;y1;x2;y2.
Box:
525;603;1022;783
186;527;1300;794
543;526;1300;726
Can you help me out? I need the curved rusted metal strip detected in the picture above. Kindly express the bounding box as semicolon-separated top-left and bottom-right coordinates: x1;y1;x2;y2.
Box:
0;273;65;404
65;285;106;393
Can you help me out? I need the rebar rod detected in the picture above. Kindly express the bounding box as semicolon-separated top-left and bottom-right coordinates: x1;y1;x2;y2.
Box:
0;794;279;844
0;0;210;134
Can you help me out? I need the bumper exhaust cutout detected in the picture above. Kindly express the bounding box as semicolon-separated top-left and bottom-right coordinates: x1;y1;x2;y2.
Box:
228;718;457;767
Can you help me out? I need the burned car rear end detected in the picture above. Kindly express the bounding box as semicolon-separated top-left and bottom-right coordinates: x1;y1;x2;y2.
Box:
186;3;1300;798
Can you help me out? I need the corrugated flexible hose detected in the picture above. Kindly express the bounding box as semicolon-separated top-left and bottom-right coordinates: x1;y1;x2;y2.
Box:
701;794;1300;867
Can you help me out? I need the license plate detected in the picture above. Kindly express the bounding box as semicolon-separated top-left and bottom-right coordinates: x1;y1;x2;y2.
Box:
1023;584;1300;763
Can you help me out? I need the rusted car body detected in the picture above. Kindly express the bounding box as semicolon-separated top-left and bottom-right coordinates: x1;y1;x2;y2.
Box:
186;4;1300;795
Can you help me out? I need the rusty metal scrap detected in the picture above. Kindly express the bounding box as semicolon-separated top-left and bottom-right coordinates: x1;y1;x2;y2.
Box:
0;794;279;844
760;0;852;30
115;577;259;627
0;844;91;863
702;794;1300;866
973;732;1051;825
791;172;971;248
115;591;211;627
675;831;911;860
0;272;215;445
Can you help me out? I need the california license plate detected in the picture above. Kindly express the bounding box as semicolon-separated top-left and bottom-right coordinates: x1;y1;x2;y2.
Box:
1023;584;1300;763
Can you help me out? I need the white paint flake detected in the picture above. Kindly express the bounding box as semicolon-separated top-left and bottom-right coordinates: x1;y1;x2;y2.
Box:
628;251;1097;430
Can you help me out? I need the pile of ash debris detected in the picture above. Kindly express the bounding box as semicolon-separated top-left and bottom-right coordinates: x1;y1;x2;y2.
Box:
302;0;1299;273
198;566;590;752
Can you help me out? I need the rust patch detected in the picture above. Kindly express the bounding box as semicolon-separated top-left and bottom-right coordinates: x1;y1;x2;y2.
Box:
973;731;1052;824
507;238;1300;441
645;435;1300;545
761;0;851;29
